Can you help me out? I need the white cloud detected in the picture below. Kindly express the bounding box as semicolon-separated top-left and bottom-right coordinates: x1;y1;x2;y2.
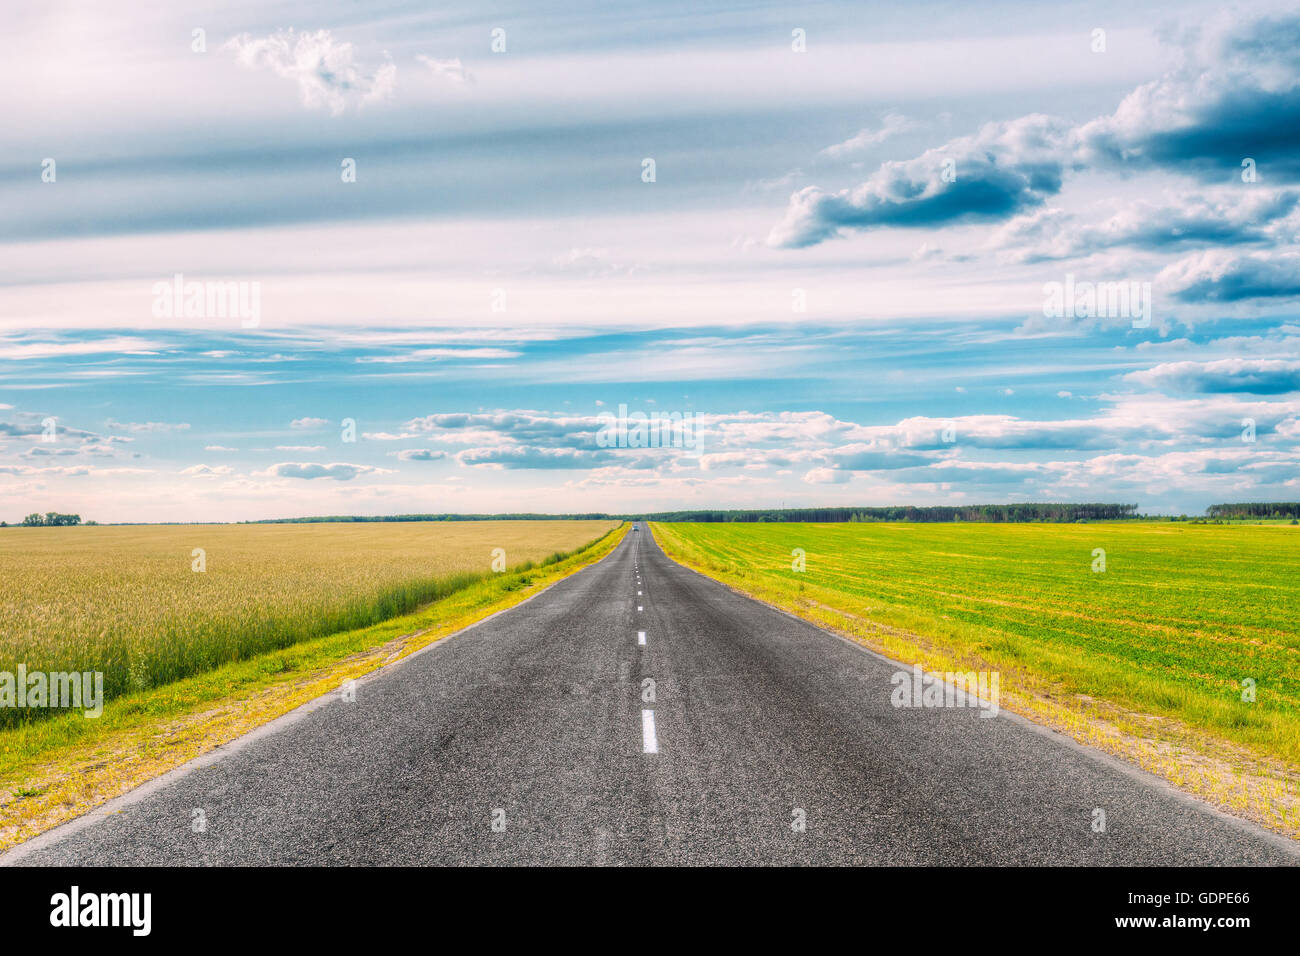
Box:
181;464;234;478
0;337;166;360
260;461;392;481
1158;250;1300;303
224;30;396;115
396;448;448;461
1125;359;1300;395
819;113;922;159
416;54;472;86
355;348;520;364
803;466;850;484
105;419;190;433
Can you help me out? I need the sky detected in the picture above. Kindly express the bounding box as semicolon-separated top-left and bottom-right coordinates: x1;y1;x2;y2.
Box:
2;0;1300;521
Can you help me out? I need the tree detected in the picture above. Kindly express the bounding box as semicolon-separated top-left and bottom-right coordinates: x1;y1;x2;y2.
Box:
20;512;82;527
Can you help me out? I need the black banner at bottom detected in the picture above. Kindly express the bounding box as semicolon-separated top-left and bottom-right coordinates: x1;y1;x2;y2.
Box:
0;865;1294;942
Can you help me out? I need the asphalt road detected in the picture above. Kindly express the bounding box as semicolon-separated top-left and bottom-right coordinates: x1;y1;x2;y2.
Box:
8;528;1298;865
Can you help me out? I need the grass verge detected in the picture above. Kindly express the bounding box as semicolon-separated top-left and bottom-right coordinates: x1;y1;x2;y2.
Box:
0;522;627;852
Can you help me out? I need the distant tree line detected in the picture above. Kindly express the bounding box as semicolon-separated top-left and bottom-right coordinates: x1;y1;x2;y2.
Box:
241;504;1140;524
245;513;615;523
7;504;1149;527
1206;502;1300;519
20;512;82;526
627;504;1139;523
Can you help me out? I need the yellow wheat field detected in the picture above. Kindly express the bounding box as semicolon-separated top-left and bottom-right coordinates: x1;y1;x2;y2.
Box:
0;520;616;716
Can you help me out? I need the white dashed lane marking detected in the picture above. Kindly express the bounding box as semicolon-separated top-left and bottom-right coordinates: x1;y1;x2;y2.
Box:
637;630;646;645
641;709;658;754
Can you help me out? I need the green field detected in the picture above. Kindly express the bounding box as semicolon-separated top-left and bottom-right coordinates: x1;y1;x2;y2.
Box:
0;520;617;722
652;521;1300;766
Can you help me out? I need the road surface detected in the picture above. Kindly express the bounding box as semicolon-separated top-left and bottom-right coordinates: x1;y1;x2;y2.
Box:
7;528;1297;865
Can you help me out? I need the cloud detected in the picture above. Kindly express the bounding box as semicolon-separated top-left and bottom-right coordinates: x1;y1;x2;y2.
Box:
181;464;234;478
905;461;1043;485
1158;250;1300;302
404;410;603;446
224;29;396;115
910;240;945;261
992;190;1300;263
275;444;326;452
818;113;922;160
262;461;389;480
1075;15;1300;178
743;169;803;194
773;15;1300;248
78;444;122;458
769;114;1073;247
291;417;330;429
0;464;152;478
355;348;520;364
545;248;638;278
1125;359;1300;394
0;337;166;360
105;419;190;433
416;54;472;86
0;419;103;444
396;448;448;461
824;444;935;470
455;446;618;470
803;467;850;484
